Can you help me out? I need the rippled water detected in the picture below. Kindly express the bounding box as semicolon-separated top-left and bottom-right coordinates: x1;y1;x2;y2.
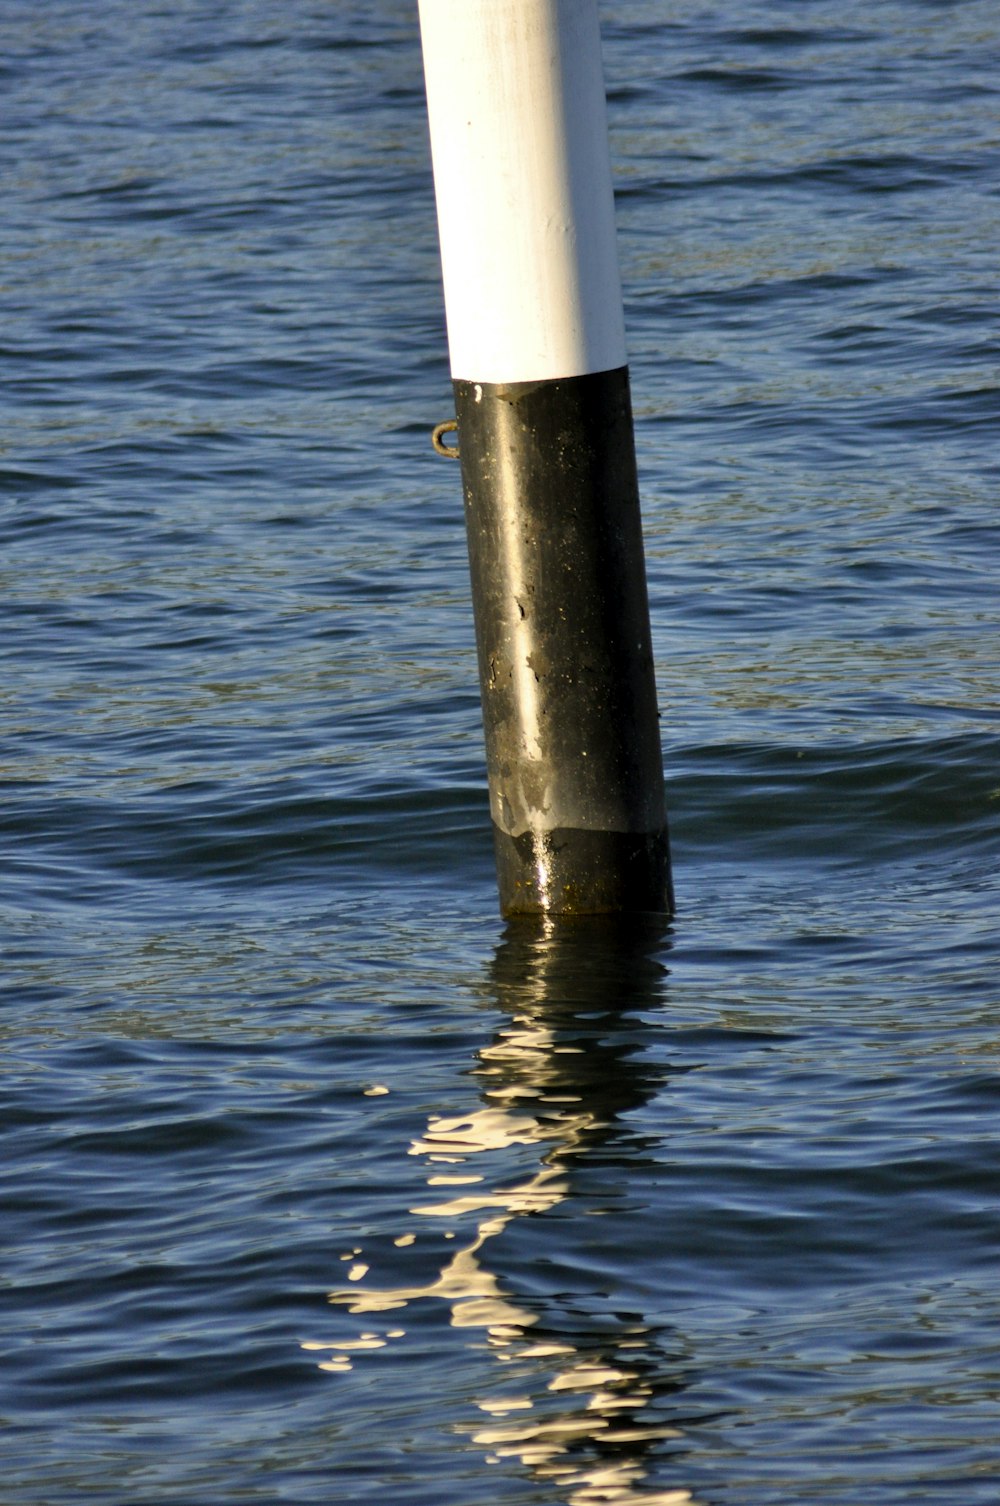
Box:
3;2;999;1502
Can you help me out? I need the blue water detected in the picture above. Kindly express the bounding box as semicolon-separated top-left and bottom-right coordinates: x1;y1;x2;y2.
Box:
2;2;999;1501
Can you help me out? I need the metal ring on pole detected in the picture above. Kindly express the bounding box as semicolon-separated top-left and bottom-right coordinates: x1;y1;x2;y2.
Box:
432;419;460;458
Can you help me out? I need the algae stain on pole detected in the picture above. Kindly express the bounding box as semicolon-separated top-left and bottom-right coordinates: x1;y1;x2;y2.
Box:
418;0;673;918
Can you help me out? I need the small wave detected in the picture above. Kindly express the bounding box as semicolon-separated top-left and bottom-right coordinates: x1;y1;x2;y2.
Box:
669;732;1000;866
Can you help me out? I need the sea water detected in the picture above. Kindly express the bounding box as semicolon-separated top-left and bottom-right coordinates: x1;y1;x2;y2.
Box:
2;2;999;1501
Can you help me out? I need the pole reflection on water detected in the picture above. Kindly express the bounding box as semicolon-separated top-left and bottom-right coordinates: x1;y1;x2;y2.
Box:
308;918;704;1505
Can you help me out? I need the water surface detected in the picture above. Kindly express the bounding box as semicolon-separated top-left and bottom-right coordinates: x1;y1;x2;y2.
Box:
2;1;999;1501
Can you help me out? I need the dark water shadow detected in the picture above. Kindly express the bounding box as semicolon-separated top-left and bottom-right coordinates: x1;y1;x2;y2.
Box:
321;913;707;1503
453;915;706;1504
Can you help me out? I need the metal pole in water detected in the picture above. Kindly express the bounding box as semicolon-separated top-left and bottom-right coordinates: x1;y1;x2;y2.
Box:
418;0;673;918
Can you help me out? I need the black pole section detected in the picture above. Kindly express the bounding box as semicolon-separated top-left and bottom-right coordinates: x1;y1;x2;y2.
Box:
454;369;672;916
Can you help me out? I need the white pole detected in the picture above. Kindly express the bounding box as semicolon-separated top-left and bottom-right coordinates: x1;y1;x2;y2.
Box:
418;0;673;917
418;0;626;384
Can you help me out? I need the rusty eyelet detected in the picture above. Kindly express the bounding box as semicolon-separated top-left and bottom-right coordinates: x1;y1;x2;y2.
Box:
432;419;460;458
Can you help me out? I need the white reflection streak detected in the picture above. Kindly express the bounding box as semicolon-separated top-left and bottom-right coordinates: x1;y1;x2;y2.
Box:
307;1012;700;1505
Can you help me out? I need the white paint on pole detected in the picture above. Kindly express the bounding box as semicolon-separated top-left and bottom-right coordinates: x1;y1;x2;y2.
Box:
417;0;627;384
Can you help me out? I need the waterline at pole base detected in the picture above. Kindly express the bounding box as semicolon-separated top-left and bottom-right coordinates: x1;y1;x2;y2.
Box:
494;824;674;918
